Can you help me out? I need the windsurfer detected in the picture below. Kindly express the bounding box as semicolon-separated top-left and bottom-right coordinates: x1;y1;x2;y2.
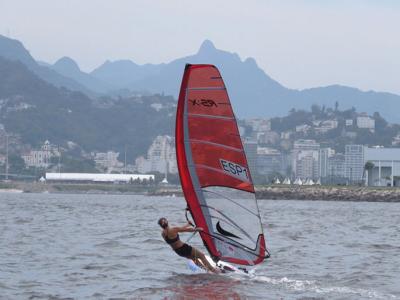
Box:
158;217;219;273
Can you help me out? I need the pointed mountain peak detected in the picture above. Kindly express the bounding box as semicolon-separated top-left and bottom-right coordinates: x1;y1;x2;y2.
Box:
198;39;217;54
244;57;258;67
54;56;81;72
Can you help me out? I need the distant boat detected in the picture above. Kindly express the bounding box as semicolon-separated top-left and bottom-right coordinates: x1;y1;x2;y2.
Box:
283;178;291;185
274;178;281;184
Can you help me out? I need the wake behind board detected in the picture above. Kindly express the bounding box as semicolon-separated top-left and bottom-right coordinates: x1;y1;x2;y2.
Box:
187;255;250;275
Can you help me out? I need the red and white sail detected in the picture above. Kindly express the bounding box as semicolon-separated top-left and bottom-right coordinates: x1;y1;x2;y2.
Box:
176;64;267;266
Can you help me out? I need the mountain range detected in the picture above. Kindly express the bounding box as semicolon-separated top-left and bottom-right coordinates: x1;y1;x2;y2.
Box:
1;35;400;122
0;56;175;161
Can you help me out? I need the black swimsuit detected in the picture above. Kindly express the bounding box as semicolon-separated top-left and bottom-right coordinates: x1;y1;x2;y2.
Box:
164;232;180;244
164;230;192;258
174;244;192;258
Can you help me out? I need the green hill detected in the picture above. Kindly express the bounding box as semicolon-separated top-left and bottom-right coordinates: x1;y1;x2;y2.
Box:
0;57;175;162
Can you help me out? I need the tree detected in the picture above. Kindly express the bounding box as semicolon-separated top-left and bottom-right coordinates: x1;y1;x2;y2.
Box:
373;112;388;131
311;104;321;117
8;154;26;174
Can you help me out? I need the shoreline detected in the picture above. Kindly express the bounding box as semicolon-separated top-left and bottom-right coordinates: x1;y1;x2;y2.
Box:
255;185;400;202
1;182;400;202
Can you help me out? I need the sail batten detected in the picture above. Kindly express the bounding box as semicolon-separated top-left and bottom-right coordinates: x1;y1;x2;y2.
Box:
188;87;226;91
187;139;244;152
176;64;267;266
186;113;235;120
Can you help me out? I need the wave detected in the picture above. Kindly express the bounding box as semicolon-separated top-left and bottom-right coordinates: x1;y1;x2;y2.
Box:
253;275;398;299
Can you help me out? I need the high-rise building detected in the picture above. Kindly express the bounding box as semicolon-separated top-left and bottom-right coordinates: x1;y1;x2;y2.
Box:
135;135;177;174
319;148;335;178
257;147;283;176
243;139;258;175
345;144;364;183
327;153;346;183
292;140;320;180
295;150;320;179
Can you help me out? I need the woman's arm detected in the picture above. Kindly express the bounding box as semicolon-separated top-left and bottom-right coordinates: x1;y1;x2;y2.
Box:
173;224;203;233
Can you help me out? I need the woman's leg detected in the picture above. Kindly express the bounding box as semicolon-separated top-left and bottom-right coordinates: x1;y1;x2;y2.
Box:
193;257;205;269
190;247;218;273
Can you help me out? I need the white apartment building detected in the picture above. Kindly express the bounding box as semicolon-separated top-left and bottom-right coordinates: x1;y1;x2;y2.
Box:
22;140;60;168
295;124;311;134
315;120;338;134
94;151;123;171
392;134;400;146
356;114;375;130
292;140;320;180
244;118;271;132
135;135;177;174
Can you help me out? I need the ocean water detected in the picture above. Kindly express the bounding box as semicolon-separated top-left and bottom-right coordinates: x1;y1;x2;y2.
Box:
0;192;399;299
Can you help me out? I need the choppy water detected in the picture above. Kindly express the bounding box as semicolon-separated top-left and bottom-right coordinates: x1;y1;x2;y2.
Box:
0;193;399;299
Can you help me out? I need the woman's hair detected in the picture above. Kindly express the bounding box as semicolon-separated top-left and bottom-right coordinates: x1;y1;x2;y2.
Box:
158;217;168;229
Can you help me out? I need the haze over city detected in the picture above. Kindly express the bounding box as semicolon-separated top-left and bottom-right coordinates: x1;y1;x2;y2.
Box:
1;0;399;94
1;1;400;299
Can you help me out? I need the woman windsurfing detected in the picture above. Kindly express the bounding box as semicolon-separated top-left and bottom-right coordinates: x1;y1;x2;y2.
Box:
157;217;219;273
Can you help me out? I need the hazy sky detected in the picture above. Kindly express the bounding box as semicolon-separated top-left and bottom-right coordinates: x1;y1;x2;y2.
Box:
1;0;399;94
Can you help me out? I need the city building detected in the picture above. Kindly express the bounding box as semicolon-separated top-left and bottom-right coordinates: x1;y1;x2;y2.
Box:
93;151;123;171
293;139;320;151
22;140;60;168
392;134;400;146
244;118;271;132
295;124;311;134
364;147;400;186
356;113;375;131
243;139;258;175
257;147;284;176
292;139;320;180
319;148;335;178
257;131;279;145
315;120;338;134
326;153;346;183
281;131;293;140
295;150;320;180
345;144;364;183
135;135;177;174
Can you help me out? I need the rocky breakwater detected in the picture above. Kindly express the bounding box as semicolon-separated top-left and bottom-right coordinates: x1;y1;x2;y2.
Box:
255;186;400;202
